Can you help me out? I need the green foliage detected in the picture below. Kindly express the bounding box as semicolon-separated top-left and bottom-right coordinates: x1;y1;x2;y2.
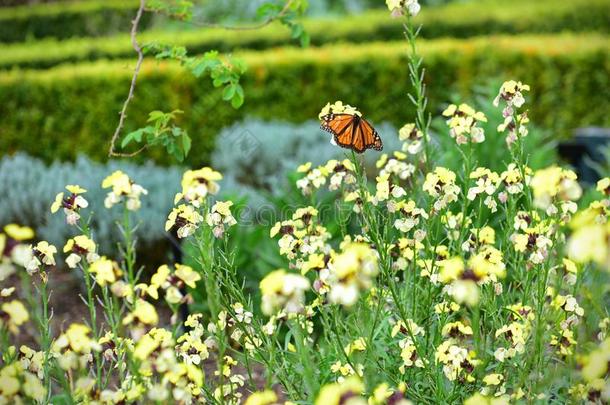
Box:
0;0;153;43
147;0;195;21
2;0;608;69
0;34;607;166
257;0;310;47
122;109;192;161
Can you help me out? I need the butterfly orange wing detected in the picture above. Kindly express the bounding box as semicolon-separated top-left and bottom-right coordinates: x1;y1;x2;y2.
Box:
321;114;356;148
359;118;383;151
321;113;382;153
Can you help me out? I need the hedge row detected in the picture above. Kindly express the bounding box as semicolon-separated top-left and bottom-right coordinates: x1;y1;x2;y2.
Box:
2;0;609;62
0;0;152;43
0;34;608;166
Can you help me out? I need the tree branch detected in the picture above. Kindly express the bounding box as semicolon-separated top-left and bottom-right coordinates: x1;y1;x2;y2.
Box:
108;0;295;158
108;0;147;158
160;0;294;31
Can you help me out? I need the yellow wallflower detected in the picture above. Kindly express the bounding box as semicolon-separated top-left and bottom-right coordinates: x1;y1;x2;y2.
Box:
344;337;367;356
530;166;582;210
318;100;361;120
134;333;159;360
328;243;379;307
315;376;364;405
259;269;310;316
4;224;34;241
442;103;487;144
399;123;424;155
123;299;159;326
1;300;29;332
89;257;121;287
175;264;201;288
483;373;504;386
102;170;148;210
369;383;394;405
596;177;609;195
244;390;278;405
50;185;88;225
567;201;609;267
65;324;96;353
165;204;204;238
581;338;610;382
439;257;464;283
175;167;222;206
102;170;132;195
63;235;96;254
464;393;510;405
442;321;473;338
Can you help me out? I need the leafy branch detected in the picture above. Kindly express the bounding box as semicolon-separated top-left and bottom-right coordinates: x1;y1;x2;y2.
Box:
121;110;191;162
109;0;308;160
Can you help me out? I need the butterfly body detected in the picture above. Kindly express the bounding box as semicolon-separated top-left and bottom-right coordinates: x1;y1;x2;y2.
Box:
321;112;383;153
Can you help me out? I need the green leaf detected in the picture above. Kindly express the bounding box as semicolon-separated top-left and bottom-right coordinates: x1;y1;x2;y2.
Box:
257;3;281;19
121;127;147;148
222;84;236;101
231;92;244;109
300;31;310;47
235;83;244;98
181;133;192;156
121;133;135;148
291;23;303;39
147;110;166;123
171;126;183;137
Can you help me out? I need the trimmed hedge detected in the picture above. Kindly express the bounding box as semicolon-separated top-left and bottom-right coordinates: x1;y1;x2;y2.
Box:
1;0;609;68
0;34;608;166
0;0;152;43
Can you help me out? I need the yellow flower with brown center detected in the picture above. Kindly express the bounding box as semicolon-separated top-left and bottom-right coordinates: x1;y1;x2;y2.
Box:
50;185;89;225
4;224;34;241
315;376;364;405
165;204;204;238
174;167;222;206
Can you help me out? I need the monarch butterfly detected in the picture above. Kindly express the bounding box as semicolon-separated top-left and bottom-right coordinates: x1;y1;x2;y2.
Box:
320;106;383;154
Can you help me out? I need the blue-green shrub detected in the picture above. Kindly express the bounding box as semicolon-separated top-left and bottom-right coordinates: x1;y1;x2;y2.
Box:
0;154;181;252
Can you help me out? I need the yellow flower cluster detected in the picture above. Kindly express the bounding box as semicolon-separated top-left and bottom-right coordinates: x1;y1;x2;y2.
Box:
442;103;487;145
259;269;310;316
102;170;148;211
327;243;379;307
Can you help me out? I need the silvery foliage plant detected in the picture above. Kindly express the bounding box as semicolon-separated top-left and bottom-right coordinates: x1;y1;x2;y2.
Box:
0;154;182;251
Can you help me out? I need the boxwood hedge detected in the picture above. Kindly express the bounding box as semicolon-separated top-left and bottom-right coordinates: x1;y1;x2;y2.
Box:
1;0;608;66
0;34;607;166
0;0;153;43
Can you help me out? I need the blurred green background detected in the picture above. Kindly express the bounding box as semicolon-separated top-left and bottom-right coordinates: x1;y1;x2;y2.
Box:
0;0;609;274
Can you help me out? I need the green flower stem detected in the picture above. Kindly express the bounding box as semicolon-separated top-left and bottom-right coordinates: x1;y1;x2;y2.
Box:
122;206;137;287
38;274;52;400
404;19;431;172
80;261;104;390
290;318;318;398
